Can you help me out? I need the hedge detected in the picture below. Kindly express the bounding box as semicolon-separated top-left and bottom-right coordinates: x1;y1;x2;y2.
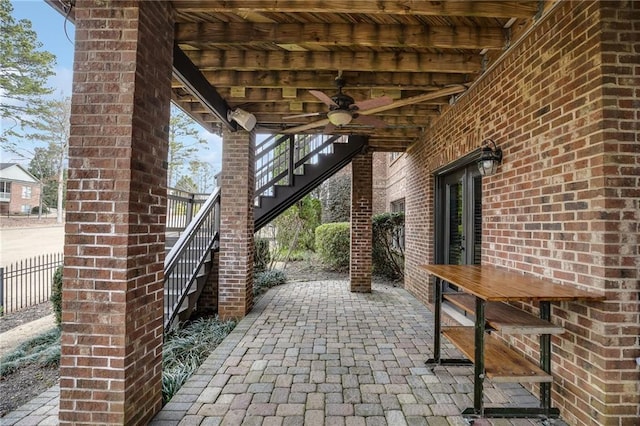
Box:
315;222;350;271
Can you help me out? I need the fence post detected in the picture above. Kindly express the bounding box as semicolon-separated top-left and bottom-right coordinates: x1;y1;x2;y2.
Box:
0;267;4;314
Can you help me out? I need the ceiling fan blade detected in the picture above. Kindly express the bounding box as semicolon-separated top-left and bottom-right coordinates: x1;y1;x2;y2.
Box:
309;90;339;108
352;114;387;128
283;112;323;119
360;85;467;116
352;96;393;112
282;118;331;134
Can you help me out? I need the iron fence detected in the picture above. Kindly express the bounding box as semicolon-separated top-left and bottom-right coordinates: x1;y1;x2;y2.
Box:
0;252;63;314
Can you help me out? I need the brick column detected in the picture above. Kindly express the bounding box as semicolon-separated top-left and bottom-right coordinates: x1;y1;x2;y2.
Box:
219;129;255;319
60;2;173;425
350;151;373;292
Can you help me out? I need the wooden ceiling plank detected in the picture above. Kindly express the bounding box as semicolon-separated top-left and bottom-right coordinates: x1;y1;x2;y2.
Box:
173;1;538;19
189;50;481;74
176;22;505;50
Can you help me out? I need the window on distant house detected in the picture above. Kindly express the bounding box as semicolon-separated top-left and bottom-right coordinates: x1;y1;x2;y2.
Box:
22;186;32;199
0;181;10;201
22;204;31;214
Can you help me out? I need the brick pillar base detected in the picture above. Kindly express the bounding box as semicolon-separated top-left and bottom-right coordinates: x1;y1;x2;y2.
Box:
219;129;255;319
59;2;173;424
350;150;373;292
198;251;219;315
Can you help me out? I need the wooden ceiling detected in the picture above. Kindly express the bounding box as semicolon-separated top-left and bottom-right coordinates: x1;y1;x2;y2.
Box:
54;1;546;151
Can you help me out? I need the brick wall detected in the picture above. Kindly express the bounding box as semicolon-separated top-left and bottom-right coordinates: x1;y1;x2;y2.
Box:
219;129;255;319
386;153;406;211
199;250;219;314
403;1;639;424
60;1;174;424
350;152;372;292
371;152;387;215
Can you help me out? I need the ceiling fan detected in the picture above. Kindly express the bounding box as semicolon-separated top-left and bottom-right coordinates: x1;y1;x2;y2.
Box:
284;76;393;133
282;84;468;135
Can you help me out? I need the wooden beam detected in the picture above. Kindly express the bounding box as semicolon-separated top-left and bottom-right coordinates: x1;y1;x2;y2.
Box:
173;1;538;19
187;50;481;74
171;94;220;134
189;70;472;90
176;23;505;50
215;87;448;104
172;44;236;130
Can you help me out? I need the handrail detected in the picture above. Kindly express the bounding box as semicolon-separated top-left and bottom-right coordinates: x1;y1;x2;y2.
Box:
255;133;345;198
164;187;221;332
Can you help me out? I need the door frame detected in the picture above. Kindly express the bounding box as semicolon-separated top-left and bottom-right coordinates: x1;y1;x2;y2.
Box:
433;149;481;265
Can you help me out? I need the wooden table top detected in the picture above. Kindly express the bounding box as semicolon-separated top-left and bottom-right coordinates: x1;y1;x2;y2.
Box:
420;264;605;302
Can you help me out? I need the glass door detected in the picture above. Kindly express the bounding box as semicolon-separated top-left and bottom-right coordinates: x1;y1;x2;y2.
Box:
436;163;482;290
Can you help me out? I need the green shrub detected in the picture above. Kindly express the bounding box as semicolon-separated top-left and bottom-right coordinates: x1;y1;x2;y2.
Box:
162;317;236;403
254;269;286;297
372;212;405;280
51;266;63;327
254;237;271;273
31;205;49;214
315;222;350;271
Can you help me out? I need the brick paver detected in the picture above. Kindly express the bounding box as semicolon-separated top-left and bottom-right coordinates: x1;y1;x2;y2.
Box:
5;281;563;425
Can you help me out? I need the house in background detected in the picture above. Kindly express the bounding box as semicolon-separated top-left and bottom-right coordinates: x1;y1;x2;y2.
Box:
0;163;41;216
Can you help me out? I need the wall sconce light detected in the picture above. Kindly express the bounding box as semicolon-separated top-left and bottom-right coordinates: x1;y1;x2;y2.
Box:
477;139;502;176
228;108;257;131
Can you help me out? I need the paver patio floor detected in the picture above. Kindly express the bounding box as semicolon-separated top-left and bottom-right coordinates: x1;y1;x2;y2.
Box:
4;280;561;425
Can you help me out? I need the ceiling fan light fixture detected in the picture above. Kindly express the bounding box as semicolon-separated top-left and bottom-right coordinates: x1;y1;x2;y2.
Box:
327;109;352;126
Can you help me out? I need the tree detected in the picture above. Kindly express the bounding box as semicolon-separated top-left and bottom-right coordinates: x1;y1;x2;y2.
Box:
318;173;351;223
188;160;217;193
270;195;322;269
174;175;197;193
29;145;59;212
0;0;56;144
168;108;208;187
22;97;70;223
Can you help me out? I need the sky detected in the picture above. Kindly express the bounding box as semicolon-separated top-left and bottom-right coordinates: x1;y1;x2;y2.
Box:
3;0;223;190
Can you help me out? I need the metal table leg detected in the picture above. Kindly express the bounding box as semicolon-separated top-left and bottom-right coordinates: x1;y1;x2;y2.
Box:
473;297;486;415
540;301;552;415
426;277;442;364
426;278;471;367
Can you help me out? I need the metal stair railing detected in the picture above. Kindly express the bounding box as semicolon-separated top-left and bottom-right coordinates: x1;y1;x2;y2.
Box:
164;187;220;332
255;133;346;201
